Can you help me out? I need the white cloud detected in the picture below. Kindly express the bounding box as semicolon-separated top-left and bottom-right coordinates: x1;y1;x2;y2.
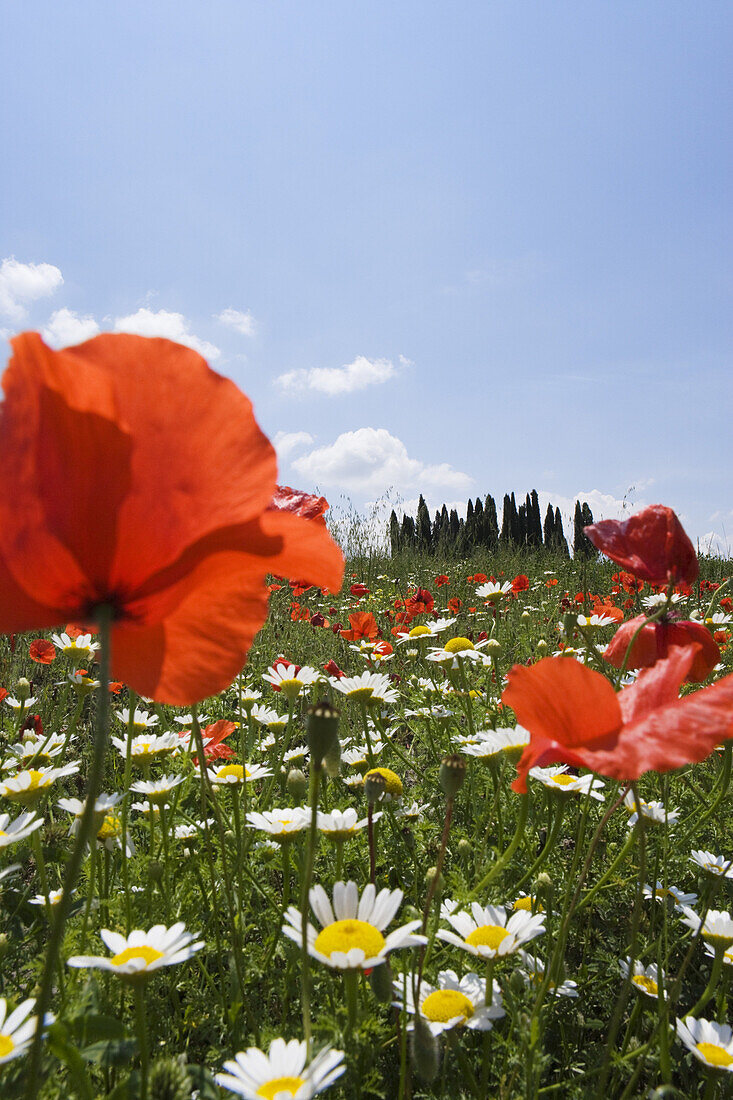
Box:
276;355;398;396
216;308;256;337
0;258;63;321
698;531;732;557
42;308;100;348
291;427;473;497
273;430;315;464
113;308;220;361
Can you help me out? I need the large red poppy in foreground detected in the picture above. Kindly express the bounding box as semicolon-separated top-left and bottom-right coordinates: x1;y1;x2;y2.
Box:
0;332;344;704
584;504;698;586
503;648;733;792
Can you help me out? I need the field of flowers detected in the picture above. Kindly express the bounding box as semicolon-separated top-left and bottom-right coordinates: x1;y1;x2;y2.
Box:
1;333;733;1100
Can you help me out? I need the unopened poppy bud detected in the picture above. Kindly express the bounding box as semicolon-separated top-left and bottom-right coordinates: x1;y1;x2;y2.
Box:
509;969;526;996
425;866;444;893
364;771;387;805
411;1012;439;1083
0;933;8;958
322;737;341;778
403;904;421;923
286;768;308;801
439;754;466;797
306;700;340;761
457;837;471;861
536;639;548;654
224;829;236;845
149;1055;191;1100
534;872;552;899
148;860;164;883
369;961;394;1003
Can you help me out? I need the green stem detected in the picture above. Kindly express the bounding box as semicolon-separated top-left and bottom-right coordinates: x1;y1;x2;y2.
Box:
25;604;114;1100
471;793;529;898
300;760;322;1056
134;984;150;1100
576;828;636;912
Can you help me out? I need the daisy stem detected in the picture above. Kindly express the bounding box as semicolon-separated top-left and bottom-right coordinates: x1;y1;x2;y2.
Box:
334;839;344;882
575;828;636;913
121;693;137;934
470;792;529;899
24;603;113;1100
690;944;727;1018
513;800;566;893
480;958;496;1096
344;967;359;1037
134;984;150;1100
447;1031;482;1098
300;758;322;1057
80;845;96;953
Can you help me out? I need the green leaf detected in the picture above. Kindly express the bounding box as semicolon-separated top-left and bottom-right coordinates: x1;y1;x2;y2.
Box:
81;1037;137;1067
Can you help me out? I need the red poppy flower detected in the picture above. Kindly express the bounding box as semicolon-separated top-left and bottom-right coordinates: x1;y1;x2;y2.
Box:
448;597;462;615
29;639;56;664
0;332;344;705
372;640;393;657
434;574;450;587
340;611;379;641
323;659;345;679
503;647;733;792
590;600;624;623
512;574;529;592
584;505;698;587
350;583;370;598
405;588;434;616
603;615;720;683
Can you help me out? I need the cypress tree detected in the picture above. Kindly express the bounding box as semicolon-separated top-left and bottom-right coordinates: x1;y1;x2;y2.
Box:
484;494;499;549
555;506;570;557
401;513;416;549
530;490;543;548
389;509;401;556
543;503;555;548
581;502;596;558
500;494;512;543
449;508;460;545
510;492;522;545
473;497;484;547
518;502;528;546
416;494;432;552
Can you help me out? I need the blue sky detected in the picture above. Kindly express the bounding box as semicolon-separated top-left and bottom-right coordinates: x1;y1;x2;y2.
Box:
2;1;731;550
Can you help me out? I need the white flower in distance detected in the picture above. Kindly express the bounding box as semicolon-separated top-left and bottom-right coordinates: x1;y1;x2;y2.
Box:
437;902;545;960
207;762;272;787
517;952;578;998
262;663;321;700
643;882;698;908
676;1017;733;1071
246;807;312;839
114;708;159;729
3;733;66;770
620;958;664;999
282;881;426;971
679;907;733;949
129;775;185;806
394;969;505;1035
690;850;733;879
458;726;530;765
0;811;43;848
0;763;80;806
475;581;512;601
57;793;122;836
51;632;100;660
426;637;492;668
329;671;394;703
216;1038;345;1099
316;808;381;841
68;923;203;982
529;766;605;800
0;997;54;1064
111;732;180;763
623;791;680;828
395;618;457;642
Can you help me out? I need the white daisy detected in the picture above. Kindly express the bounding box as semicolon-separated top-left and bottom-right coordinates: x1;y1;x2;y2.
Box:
0;997;54;1063
394;969;505;1035
246;807;312;839
457;727;530;764
207;762;272;787
676;1017;733;1071
0;810;43;848
67;922;203;982
679;906;733;948
329;671;397;704
4;696;38;712
114;708;159;729
644;882;698;908
529;766;605;800
2;733;67;771
251;705;290;734
262;664;321;700
52;632;100;659
57;793;122;836
689;851;733;879
620;958;663;999
111;731;180;763
517;952;578;998
395;618;457;643
216;1038;345;1099
316;808;381;841
0;763;80;806
29;889;65;907
427;637;492;668
436;902;545;960
623;791;680;828
475;581;513;601
129;775;185;806
282;881;426;971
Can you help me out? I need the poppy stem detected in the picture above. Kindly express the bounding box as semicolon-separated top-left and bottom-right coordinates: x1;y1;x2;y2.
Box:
300;757;322;1057
24;603;114;1100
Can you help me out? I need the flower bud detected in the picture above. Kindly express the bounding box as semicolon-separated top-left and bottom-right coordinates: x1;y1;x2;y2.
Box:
369;961;394;1003
322;737;341;778
148;860;164;883
439;754;466;797
536;639;548;654
425;866;444;893
411;1012;439;1083
16;678;30;701
286;768;308;801
364;771;387;805
306;700;340;761
149;1055;191;1100
509;968;526;996
457;837;471;862
403;904;421;923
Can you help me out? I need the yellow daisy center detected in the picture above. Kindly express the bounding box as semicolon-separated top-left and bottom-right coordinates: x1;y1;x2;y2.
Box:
278;678;303;699
409;625;431;637
217;764;246;782
111;945;164;967
697;1042;733;1068
0;831;6;838
444;637;475;654
704;932;733;947
514;896;542;912
26;770;47;790
314;918;386;960
465;924;509;951
631;975;658;996
364;767;402;797
551;774;577;787
0;1035;15;1058
346;686;375;700
256;1077;306;1099
422;989;474;1024
98;815;121;841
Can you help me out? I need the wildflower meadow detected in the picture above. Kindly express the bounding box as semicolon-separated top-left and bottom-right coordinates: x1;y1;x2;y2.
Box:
2;332;733;1100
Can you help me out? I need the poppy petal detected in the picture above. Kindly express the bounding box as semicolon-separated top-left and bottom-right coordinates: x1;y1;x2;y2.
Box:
584;505;698;586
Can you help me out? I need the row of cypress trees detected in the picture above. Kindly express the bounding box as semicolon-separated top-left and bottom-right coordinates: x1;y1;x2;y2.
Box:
389;493;596;558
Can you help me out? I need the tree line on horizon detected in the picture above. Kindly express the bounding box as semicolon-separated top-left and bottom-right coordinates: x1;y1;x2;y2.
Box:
389;491;597;559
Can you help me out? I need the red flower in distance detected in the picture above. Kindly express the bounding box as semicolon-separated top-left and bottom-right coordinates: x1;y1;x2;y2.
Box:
584;505;698;587
604;615;719;683
512;574;529;592
29;639;56;664
350;583;370;598
0;332;344;704
503;648;733;792
340;611;379;641
434;574;450;587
